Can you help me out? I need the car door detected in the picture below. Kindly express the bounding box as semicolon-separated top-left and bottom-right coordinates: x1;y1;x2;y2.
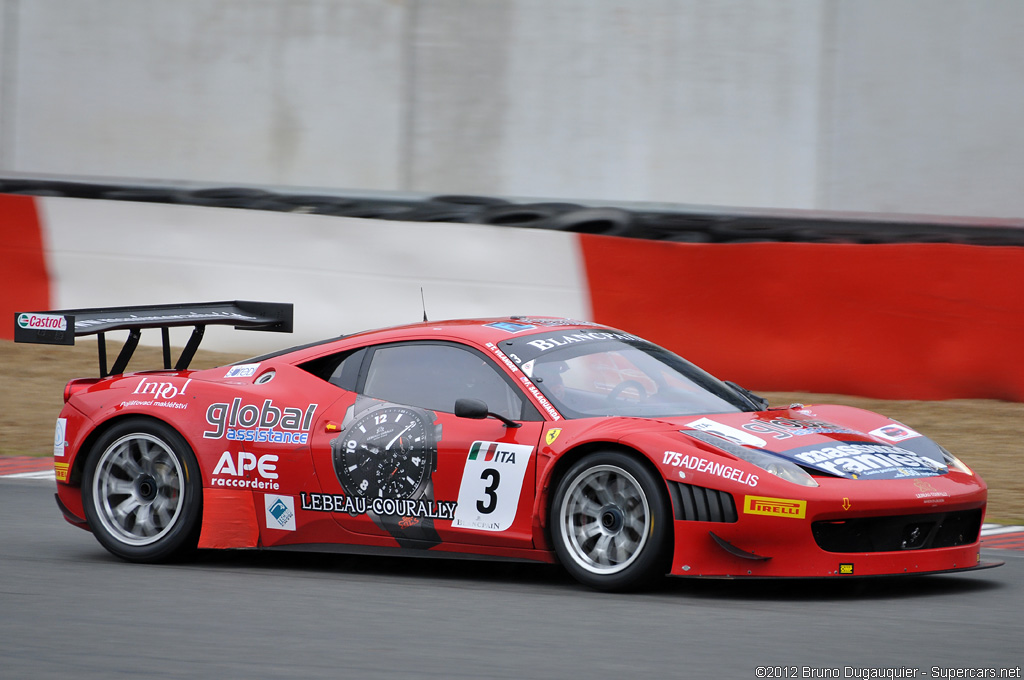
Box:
307;341;544;551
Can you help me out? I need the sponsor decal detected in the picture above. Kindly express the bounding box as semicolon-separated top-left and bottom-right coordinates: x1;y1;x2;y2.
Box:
330;400;445;548
485;321;536;333
265;494;296;531
53;418;67;458
75;310;258;330
299;492;457;520
687;418;767;448
514;318;603;328
842;497;851;511
54;461;69;482
789;442;944;479
525;331;640;352
743;495;807;519
204;398;317;444
210;451;280;490
485;342;521;373
742;417;859;441
453;441;533;532
839;563;854;575
132;377;191;400
913;479;949;500
545;428;562;446
120;377;192;411
225;363;260;379
17;312;67;332
519;376;561;421
869;423;921;443
662;450;758;487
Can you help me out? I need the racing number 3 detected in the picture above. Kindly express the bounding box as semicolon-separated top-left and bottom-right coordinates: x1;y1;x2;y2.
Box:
453;442;533;532
476;468;500;514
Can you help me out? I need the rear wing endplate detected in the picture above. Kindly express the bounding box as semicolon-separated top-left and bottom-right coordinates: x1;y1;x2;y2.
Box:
14;300;292;377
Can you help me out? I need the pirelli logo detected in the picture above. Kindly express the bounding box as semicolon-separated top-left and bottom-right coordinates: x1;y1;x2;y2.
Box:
743;495;806;519
54;462;70;483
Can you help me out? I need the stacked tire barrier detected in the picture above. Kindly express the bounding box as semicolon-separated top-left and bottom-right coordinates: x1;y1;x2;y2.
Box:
3;177;1024;245
3;178;1024;401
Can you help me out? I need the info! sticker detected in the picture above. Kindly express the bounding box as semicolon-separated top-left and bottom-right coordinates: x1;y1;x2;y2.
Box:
53;418;67;457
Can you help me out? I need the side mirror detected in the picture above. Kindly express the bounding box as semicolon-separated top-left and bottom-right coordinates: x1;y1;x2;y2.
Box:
454;398;522;428
454;397;489;420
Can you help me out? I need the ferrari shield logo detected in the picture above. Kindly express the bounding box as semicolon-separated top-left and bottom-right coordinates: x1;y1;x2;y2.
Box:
545;428;562;446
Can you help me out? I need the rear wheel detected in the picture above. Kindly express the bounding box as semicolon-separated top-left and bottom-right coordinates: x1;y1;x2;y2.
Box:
82;419;202;562
550;451;671;591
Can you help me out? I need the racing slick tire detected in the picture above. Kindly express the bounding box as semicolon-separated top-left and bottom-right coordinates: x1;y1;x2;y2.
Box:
81;418;203;563
550;451;671;591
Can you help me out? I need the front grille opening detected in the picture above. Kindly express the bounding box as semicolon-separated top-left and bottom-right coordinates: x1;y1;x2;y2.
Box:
670;482;738;523
812;509;982;553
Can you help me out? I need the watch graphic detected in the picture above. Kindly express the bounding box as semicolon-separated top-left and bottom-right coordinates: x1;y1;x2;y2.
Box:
331;398;443;548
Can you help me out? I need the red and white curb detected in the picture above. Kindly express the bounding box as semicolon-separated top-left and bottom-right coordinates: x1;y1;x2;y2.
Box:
980;523;1024;550
0;457;54;480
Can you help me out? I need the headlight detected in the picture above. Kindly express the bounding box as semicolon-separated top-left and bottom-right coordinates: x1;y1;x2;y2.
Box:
682;430;819;487
939;446;974;476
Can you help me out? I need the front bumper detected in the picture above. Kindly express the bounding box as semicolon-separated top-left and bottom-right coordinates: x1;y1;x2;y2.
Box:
666;475;991;578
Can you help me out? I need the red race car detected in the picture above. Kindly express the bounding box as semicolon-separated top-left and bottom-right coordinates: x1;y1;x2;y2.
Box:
15;301;1001;590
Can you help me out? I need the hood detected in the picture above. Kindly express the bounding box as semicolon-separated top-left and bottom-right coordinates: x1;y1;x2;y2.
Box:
662;408;949;481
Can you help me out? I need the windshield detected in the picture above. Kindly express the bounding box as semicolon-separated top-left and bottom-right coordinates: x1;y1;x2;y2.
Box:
499;330;748;418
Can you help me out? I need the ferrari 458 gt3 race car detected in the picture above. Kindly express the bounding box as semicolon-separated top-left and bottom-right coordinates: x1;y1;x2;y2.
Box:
15;301;1001;591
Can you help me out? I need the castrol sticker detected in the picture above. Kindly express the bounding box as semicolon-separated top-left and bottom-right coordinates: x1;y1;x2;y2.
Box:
17;313;68;332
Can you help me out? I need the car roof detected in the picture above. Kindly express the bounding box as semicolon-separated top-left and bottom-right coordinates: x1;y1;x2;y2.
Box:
253;316;609;365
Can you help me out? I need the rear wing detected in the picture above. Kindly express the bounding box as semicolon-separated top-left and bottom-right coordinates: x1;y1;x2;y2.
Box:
14;300;292;377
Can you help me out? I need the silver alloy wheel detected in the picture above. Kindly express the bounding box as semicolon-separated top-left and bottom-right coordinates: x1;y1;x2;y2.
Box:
558;464;651;575
91;433;185;547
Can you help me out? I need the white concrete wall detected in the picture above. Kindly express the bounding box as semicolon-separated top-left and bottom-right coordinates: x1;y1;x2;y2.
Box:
412;1;826;210
8;1;407;188
2;1;1023;218
824;2;1024;216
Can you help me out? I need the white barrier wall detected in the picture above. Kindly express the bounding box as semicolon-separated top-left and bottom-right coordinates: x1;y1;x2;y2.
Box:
37;197;591;353
2;1;1024;218
7;192;1024;401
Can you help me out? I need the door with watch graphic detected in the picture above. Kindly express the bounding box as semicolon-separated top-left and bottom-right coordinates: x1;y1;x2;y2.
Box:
309;341;545;551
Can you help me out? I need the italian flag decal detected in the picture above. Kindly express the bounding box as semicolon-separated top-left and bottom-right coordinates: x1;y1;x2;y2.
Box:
468;442;499;461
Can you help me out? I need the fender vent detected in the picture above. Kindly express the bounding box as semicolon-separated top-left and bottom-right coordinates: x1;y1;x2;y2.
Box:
670;482;738;523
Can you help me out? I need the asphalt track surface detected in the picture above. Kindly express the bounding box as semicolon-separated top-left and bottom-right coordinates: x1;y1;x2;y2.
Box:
2;476;1021;680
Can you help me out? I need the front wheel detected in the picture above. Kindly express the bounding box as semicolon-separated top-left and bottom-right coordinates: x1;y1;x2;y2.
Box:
550;451;671;591
81;418;202;562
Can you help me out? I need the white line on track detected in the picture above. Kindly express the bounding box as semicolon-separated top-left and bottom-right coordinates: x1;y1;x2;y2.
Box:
1;471;56;480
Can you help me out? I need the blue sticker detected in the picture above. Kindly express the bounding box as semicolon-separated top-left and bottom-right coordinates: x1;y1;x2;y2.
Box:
485;321;537;333
269;499;291;524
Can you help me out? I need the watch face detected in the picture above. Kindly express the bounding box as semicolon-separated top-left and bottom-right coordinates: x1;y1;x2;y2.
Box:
334;406;433;500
